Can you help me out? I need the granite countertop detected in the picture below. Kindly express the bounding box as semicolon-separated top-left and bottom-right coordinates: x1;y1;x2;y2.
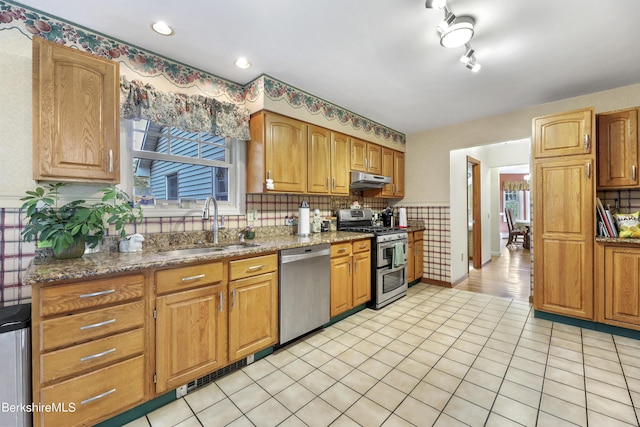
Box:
595;237;640;244
23;231;374;286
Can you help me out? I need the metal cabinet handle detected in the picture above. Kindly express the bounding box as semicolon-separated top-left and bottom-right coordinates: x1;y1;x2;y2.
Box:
584;134;591;151
586;162;591;178
108;150;113;173
338;248;348;253
81;388;116;405
80;348;116;362
247;264;265;272
80;289;115;299
633;165;637;181
181;274;205;282
232;289;236;308
359;244;368;249
80;319;115;331
219;292;223;313
267;170;271;179
349;261;352;275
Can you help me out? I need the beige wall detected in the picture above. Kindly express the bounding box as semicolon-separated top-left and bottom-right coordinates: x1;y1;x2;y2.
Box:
404;82;640;204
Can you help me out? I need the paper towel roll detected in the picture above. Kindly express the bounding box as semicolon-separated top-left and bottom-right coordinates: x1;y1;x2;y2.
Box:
398;208;407;228
298;201;310;236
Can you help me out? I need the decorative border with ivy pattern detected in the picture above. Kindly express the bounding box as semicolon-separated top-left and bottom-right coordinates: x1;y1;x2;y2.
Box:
1;0;405;144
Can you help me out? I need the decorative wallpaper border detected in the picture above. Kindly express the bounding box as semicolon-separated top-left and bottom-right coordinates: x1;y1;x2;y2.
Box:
2;0;405;145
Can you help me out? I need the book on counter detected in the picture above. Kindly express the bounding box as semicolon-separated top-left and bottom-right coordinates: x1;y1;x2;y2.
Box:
596;197;618;237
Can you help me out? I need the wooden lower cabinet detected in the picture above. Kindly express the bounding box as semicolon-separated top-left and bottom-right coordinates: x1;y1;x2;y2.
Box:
155;283;228;394
330;240;371;317
598;244;640;329
414;231;424;281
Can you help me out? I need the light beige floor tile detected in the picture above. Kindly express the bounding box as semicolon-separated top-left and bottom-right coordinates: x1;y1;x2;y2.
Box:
351;339;383;357
330;414;361;427
228;382;270;413
586;393;639;425
549;344;583;363
491;395;538;427
147;398;193;427
509;355;546;377
513;345;547;364
478;347;512;365
584;354;624;374
274;382;315;413
410;380;452;410
224;416;255;427
245;398;292;427
349;325;374;339
174;416;205;427
395;356;432;379
300;347;333;367
341;369;378;395
485;338;517;354
257;370;296;395
372;348;405;367
344;396;392;427
583;337;616;352
544;365;585;390
451;338;483;355
386;339;417;356
407;347;441;366
586;377;633;405
483;412;523;426
242;359;278;381
123;417;150;427
299;369;336;395
588;410;639;427
287;341;315;357
304;332;331;348
397;331;426;347
358;357;394;379
295;397;342;427
434;356;470;379
547;354;584;376
423;368;463;393
337;348;370;367
472;356;509;378
198;398;243;427
320;382;361;412
623;364;640;381
318;357;353;380
455;380;497;409
464;367;504;392
443;395;489;427
536;411;582;427
381;413;417;427
458;330;489;346
333;332;362;348
381;368;421;393
539;393;586;426
280;358;315;381
394;396;441;426
267;349;298;368
215;370;255;395
183;383;226;413
277;415;308;427
365;381;406;411
584;365;627;388
504;366;543;392
444;347;477;365
620;352;640;369
366;331;395;347
429;331;458;347
542;378;585;407
499;379;540;408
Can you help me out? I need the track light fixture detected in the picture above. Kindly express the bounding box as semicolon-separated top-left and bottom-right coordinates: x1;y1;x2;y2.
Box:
425;1;481;72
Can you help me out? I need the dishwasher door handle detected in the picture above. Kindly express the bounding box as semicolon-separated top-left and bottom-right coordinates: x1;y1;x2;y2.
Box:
281;248;331;264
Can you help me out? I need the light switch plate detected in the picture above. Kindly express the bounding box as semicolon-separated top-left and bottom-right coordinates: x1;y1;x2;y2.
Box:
176;385;187;398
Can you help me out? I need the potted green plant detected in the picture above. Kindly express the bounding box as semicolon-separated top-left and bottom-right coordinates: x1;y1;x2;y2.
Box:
21;183;143;258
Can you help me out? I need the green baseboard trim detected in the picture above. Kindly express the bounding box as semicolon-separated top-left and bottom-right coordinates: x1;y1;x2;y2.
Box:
253;346;274;362
408;279;421;287
94;391;175;427
328;304;367;325
534;310;640;340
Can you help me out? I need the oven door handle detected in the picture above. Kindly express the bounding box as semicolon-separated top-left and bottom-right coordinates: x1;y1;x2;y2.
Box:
382;264;407;274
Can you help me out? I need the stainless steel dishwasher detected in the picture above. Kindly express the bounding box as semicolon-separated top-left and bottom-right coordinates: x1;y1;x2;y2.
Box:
279;244;331;344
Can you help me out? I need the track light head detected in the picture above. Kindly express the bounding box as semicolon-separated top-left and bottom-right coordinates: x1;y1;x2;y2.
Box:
459;45;475;64
440;16;475;48
466;61;481;72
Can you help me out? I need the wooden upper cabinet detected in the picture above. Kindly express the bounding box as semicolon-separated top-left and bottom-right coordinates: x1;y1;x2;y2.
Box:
371;148;404;198
247;111;307;193
331;131;351;195
533;107;594;159
597;108;639;188
380;148;395;197
32;37;120;183
307;125;332;194
367;143;383;174
604;246;640;327
393;151;405;198
350;138;367;172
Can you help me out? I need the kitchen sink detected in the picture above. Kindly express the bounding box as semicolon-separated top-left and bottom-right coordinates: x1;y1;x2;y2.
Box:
157;242;260;257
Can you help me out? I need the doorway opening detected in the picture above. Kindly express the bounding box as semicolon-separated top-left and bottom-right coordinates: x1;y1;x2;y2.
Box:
467;156;481;270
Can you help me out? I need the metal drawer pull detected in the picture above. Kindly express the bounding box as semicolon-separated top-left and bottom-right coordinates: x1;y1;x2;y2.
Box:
219;292;223;312
81;388;116;405
181;274;205;282
338;248;348;253
80;319;116;331
232;289;237;308
586;162;591;178
80;289;115;299
80;348;116;362
584;134;591;151
108;150;114;173
247;265;265;272
633;165;637;181
359;244;368;249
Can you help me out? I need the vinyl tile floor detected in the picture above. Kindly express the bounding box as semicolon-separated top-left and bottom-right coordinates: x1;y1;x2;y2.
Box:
125;284;640;427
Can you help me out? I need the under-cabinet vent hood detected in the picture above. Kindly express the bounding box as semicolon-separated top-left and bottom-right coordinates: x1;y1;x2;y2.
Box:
349;171;392;189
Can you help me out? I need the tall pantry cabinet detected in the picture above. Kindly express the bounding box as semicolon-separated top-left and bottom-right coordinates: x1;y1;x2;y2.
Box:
533;107;596;320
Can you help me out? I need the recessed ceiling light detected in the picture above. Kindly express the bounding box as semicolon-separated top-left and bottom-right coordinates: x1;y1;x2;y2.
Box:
439;16;475;48
151;21;174;36
234;57;252;69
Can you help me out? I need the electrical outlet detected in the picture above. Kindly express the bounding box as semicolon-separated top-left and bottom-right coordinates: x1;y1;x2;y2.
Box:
247;211;255;221
176;385;187;398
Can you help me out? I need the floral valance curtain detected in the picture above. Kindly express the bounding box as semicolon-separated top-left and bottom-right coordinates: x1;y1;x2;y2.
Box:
119;76;250;140
503;180;530;191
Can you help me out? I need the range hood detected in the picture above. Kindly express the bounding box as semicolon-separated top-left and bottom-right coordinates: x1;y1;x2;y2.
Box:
349;171;392;189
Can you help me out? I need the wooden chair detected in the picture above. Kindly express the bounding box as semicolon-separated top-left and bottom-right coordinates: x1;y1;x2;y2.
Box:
505;208;526;248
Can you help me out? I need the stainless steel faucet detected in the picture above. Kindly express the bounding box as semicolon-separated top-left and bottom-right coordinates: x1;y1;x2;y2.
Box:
202;195;219;244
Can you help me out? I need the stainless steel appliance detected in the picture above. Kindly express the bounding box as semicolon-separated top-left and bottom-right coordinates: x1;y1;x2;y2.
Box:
350;171;392;189
337;209;408;309
279;244;331;344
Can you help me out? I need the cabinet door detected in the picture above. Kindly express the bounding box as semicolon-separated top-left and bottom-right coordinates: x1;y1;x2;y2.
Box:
331;132;351;195
228;272;278;361
367;143;383;174
605;247;640;326
155;284;227;393
380;148;395;197
351;138;367;172
533;156;594;319
597;109;639;188
330;256;352;317
352;252;371;307
33;37;119;183
393;151;405;197
414;239;424;280
533;107;594;159
407;238;415;282
265;113;307;193
307;125;331;194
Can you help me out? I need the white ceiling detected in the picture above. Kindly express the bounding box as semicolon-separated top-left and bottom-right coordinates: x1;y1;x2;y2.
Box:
16;0;640;135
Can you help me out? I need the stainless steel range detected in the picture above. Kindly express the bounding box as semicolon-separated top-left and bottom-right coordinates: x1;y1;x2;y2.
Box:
337;209;408;309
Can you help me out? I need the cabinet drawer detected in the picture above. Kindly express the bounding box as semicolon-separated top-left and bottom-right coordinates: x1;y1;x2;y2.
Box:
40;274;144;317
331;242;352;258
229;254;277;281
413;230;424;241
41;328;144;384
352;239;371;254
156;262;224;294
38;355;145;427
40;301;144;351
